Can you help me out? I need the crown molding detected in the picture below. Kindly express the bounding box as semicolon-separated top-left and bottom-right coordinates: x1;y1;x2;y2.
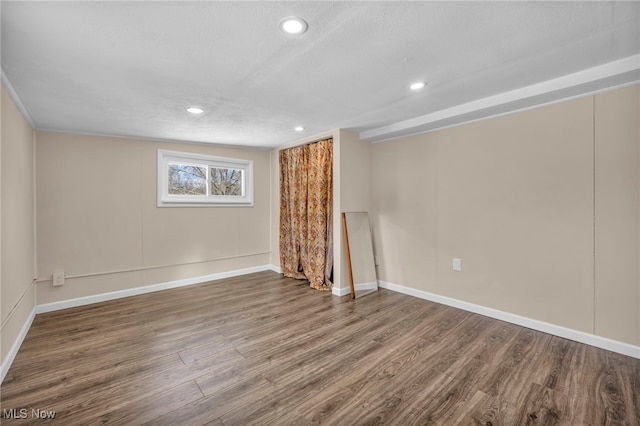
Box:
1;69;36;128
361;54;640;143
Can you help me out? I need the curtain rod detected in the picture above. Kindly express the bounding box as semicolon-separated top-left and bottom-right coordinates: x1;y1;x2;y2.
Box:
279;137;333;152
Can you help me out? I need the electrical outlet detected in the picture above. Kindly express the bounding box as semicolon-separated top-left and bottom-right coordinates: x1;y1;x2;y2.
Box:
53;272;65;286
452;258;462;272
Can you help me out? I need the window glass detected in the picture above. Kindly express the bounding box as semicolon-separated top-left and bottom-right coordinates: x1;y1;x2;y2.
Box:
168;163;207;195
158;150;253;207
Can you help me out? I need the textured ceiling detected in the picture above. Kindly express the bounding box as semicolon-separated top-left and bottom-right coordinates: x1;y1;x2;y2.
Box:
1;1;639;148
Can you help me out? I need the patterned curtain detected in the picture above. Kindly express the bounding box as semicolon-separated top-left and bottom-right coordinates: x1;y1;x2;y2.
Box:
279;138;333;290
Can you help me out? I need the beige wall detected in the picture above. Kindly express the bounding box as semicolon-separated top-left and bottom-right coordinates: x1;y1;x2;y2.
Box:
372;132;438;294
36;132;270;304
371;84;640;345
269;147;279;267
594;85;640;344
1;85;36;366
339;130;372;291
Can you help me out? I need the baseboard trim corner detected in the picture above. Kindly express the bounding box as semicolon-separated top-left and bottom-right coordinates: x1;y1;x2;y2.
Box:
332;286;351;297
268;264;283;274
378;280;640;359
0;306;36;384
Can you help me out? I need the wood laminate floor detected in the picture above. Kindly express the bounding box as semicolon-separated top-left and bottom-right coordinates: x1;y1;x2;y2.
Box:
1;271;638;425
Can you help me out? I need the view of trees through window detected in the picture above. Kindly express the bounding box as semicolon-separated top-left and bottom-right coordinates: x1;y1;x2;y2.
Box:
211;167;243;196
168;164;206;195
168;163;243;196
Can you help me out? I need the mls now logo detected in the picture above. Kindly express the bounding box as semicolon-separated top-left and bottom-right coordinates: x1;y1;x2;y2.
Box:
31;408;57;419
3;408;56;419
3;408;28;419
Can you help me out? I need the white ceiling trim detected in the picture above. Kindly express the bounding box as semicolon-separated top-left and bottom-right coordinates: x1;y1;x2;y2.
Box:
1;70;36;128
361;55;640;144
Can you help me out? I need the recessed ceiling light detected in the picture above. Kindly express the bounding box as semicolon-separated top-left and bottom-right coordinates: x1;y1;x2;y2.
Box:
187;107;203;114
294;126;305;132
410;82;426;91
280;17;308;35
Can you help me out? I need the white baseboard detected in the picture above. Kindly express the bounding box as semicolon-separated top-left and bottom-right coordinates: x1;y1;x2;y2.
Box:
1;306;36;384
332;286;351;297
269;263;347;296
270;265;350;297
332;281;379;297
268;265;352;297
268;264;283;274
378;280;640;359
36;265;276;314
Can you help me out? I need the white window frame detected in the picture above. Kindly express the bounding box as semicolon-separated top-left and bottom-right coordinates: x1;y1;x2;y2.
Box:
158;149;254;207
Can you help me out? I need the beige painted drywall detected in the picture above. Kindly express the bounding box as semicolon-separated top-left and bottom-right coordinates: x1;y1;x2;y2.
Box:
372;85;640;345
1;84;36;365
372;133;438;293
436;97;594;333
269;147;279;267
339;130;372;213
339;130;373;291
36;132;270;304
594;85;640;345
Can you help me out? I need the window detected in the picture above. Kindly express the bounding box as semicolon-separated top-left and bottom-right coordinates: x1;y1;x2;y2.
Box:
158;150;253;207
